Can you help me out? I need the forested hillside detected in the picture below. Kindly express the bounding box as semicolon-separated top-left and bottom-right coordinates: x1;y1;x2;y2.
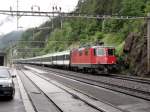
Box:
18;0;150;76
0;31;23;49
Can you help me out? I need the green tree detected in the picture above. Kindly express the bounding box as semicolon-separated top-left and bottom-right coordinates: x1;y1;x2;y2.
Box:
120;0;145;16
145;1;150;14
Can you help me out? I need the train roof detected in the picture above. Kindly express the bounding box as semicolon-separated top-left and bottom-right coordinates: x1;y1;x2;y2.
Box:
40;50;70;58
91;46;115;48
16;50;70;61
52;50;70;56
72;46;115;51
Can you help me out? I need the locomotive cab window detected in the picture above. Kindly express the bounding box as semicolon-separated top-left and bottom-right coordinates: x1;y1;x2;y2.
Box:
96;48;105;56
85;49;89;55
79;50;82;56
107;49;115;56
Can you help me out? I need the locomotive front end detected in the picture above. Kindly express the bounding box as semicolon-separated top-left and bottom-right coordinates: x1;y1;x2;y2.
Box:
93;46;117;73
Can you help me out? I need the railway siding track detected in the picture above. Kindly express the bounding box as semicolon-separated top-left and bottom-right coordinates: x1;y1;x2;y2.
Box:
29;65;150;101
21;67;126;112
109;74;150;84
21;70;106;112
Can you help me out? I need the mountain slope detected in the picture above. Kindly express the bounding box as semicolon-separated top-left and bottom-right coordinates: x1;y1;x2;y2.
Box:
0;31;23;49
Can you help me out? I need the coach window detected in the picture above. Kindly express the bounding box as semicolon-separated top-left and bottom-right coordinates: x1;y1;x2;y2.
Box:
58;56;61;60
66;55;70;60
58;56;62;60
63;55;65;60
49;57;52;61
57;56;59;60
97;48;105;56
46;57;48;62
43;58;45;62
53;56;56;61
61;55;63;60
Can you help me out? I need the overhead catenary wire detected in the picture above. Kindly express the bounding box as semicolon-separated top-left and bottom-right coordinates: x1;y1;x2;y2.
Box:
2;9;149;73
0;9;147;20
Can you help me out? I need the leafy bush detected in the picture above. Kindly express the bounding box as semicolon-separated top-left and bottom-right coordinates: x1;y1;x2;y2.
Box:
19;0;147;57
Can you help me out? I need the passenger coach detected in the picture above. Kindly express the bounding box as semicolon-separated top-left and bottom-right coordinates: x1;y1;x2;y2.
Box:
14;45;117;73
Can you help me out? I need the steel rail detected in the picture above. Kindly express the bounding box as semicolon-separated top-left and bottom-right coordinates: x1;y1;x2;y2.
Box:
19;70;64;112
0;9;147;20
21;69;106;112
31;65;150;101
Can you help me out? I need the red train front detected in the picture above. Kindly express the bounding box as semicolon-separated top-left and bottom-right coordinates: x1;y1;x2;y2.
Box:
70;46;117;73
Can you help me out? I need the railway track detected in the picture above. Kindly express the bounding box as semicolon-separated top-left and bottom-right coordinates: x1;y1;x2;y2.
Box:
27;65;150;101
109;74;150;85
17;70;62;112
19;68;125;112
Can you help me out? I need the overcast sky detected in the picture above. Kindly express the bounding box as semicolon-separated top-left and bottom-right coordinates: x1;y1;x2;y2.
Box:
0;0;79;35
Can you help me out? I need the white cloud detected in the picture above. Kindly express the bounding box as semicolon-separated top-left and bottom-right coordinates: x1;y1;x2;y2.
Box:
0;0;79;34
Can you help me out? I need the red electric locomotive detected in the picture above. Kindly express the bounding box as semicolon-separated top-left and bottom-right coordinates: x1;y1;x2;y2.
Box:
70;46;116;73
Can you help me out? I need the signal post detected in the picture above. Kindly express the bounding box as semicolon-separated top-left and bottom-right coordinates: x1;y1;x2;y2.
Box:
147;13;150;73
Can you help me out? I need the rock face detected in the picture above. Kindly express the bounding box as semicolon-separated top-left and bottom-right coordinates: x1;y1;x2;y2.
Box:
123;32;148;76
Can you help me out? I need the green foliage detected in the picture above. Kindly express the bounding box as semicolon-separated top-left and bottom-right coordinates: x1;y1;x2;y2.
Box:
116;41;125;56
19;0;148;58
77;0;122;15
95;32;104;40
102;33;124;46
145;1;150;14
103;19;125;33
120;0;145;16
44;22;74;53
